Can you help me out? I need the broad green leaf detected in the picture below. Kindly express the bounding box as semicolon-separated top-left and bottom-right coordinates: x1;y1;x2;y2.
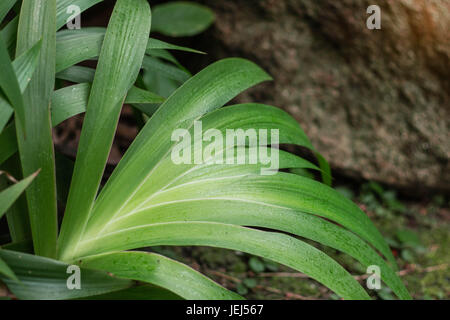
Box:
0;249;132;300
0;33;25;131
76;222;371;300
58;0;152;260
15;0;58;258
0;0;17;24
0;171;38;218
81;251;243;300
152;1;215;37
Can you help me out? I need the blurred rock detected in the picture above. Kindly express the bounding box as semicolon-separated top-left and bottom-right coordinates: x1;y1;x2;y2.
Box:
194;0;449;195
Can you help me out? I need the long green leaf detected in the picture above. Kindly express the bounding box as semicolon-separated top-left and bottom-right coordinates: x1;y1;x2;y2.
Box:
0;249;132;300
81;251;243;300
15;0;58;258
76;222;371;300
58;0;152;260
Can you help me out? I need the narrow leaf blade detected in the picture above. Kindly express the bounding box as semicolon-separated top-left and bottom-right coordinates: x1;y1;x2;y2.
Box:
15;0;58;258
58;0;152;261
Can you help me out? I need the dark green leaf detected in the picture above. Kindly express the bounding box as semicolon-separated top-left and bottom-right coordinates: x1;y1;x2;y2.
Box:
152;1;215;37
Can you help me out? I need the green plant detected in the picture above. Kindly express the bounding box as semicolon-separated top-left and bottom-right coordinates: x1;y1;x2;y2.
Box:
0;0;411;300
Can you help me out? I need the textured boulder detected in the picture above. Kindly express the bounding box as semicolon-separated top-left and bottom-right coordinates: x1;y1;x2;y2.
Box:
192;0;449;195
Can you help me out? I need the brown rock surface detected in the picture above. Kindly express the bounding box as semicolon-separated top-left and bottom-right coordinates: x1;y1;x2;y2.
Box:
192;0;449;195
